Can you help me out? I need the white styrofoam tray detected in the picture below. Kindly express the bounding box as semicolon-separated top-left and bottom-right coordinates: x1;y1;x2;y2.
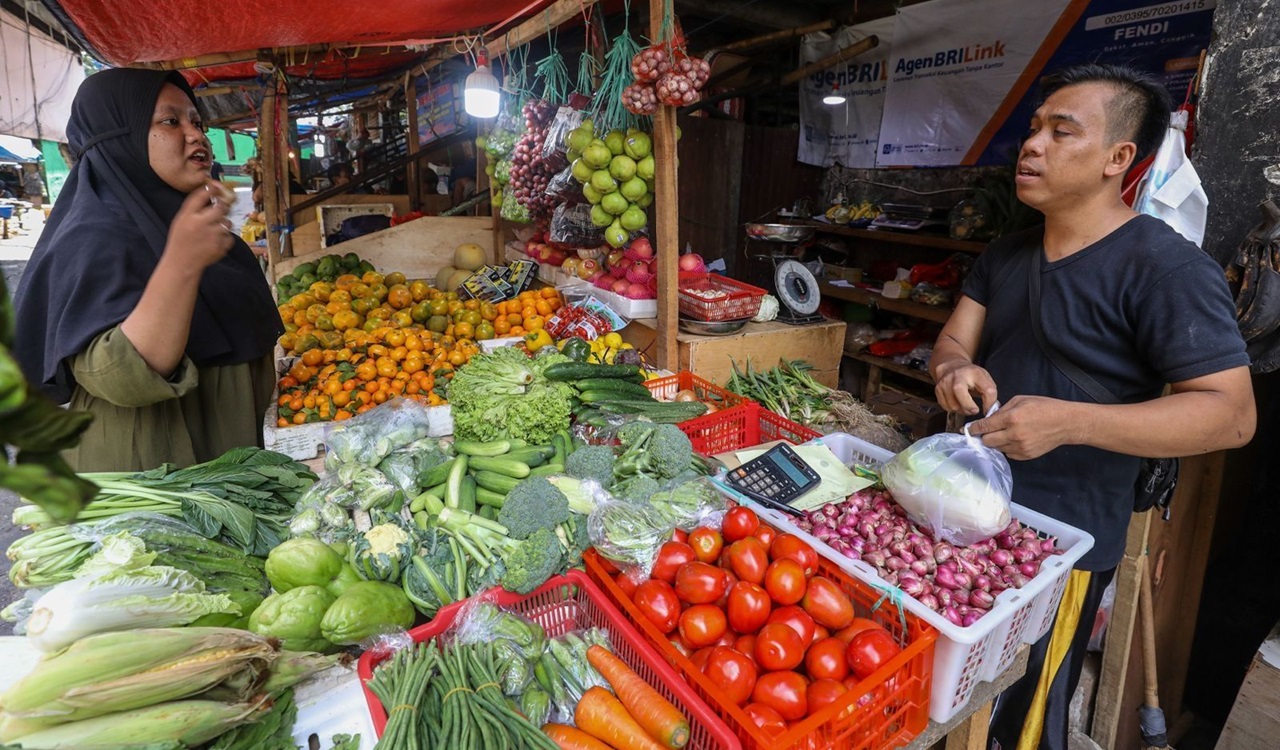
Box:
731;433;1094;724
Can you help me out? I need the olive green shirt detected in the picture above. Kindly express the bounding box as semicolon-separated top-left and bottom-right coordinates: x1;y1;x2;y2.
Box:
64;326;274;472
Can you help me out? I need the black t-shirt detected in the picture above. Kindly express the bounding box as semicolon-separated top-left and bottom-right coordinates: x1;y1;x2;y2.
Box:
961;215;1249;570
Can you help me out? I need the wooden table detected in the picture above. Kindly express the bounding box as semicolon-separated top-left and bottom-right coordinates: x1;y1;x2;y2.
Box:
904;647;1029;750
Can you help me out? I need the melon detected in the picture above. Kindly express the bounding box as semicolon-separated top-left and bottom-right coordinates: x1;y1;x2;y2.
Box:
447;268;473;292
436;265;458;290
454;243;488;271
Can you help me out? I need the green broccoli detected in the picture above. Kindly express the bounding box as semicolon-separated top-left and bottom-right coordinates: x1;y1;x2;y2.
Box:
498;477;570;539
565;445;616;487
615;421;656;448
612;474;661;504
502;527;564;595
613;423;694;482
556;514;592;566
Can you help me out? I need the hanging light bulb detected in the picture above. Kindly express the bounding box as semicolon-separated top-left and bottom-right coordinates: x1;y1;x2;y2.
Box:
823;83;846;106
464;48;501;118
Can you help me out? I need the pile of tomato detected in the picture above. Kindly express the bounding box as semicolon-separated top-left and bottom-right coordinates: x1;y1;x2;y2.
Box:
606;506;904;740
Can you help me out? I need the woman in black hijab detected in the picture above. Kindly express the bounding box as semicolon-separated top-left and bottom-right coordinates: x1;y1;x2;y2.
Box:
14;69;282;471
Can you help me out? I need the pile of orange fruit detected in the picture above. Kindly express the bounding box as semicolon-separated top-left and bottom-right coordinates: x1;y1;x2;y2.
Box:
273;269;566;426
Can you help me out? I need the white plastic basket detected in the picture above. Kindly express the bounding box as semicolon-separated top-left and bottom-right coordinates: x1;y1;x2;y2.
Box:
745;432;1094;723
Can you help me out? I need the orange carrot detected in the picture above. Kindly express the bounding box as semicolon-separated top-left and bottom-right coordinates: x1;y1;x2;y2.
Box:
575;686;668;750
543;723;616;750
586;645;691;749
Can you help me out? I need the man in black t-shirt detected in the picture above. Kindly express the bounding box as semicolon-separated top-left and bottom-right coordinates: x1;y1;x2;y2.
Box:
930;64;1254;750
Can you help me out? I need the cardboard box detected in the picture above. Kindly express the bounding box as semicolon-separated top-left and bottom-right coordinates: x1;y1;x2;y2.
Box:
866;390;946;439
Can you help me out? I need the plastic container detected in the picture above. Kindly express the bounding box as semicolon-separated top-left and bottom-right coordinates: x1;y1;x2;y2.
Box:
357;570;740;750
583;544;936;750
677;402;821;456
677;272;768;322
643;371;753;413
748;432;1095;723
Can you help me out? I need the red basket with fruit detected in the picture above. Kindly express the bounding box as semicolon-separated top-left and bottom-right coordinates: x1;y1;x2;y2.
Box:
677;273;768;322
583;507;935;750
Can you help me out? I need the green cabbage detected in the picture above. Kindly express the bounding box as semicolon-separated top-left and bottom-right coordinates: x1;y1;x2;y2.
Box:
880;432;1012;545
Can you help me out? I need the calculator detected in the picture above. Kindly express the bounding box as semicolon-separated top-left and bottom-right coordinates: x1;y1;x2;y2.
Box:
724;443;822;517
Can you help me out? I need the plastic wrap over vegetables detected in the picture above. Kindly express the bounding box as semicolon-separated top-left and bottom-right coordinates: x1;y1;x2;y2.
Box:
879;424;1012;546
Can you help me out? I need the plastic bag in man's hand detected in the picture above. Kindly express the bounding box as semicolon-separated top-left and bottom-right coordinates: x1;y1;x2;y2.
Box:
879;425;1012;546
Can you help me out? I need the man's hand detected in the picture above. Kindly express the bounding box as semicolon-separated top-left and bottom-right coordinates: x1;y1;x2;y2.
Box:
966;395;1081;460
934;362;999;416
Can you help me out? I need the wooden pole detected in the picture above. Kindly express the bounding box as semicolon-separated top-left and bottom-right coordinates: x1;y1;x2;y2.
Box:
651;0;679;371
717;20;836;53
260;77;282;268
405;75;421;212
485;0;601;60
278;77;293;258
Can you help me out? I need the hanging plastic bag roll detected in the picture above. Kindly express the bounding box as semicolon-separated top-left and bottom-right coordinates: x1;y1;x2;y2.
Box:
879;405;1012;546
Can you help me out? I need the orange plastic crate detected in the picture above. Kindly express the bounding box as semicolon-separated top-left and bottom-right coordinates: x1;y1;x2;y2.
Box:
357;570;740;750
678;402;822;455
644;371;753;412
584;545;936;750
678;272;768;321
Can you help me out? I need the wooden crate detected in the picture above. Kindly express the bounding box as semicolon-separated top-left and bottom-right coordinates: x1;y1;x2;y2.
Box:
274;215;493;280
1216;619;1280;750
621;318;845;388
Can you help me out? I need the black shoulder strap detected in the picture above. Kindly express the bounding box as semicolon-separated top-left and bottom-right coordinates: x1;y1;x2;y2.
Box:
1027;249;1121;405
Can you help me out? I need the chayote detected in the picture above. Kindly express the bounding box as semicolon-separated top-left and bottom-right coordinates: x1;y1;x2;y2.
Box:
248;585;337;653
265;537;361;596
320;580;415;646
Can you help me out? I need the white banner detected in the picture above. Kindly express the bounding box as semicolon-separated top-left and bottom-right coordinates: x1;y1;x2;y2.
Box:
875;0;1070;167
798;17;895;168
0;10;85;143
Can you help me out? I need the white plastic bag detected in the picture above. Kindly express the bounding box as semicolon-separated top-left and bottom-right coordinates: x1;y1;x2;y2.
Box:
879;423;1012;546
1133;110;1207;247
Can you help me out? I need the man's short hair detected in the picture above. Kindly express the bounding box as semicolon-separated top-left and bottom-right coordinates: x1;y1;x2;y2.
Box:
1039;63;1172;165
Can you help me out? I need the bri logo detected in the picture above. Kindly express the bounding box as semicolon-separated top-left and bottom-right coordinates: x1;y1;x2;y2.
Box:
895;40;1006;76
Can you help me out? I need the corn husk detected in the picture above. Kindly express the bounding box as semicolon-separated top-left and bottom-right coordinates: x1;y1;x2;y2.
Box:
0;627;276;739
7;697;268;749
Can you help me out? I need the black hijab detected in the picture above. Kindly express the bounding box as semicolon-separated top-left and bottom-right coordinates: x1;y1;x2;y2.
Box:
14;69;282;404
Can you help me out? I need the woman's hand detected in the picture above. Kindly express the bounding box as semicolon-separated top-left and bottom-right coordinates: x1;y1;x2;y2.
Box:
164;180;234;269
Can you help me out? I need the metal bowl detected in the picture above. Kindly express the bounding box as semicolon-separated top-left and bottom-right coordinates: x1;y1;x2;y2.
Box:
744;223;816;243
678;316;752;336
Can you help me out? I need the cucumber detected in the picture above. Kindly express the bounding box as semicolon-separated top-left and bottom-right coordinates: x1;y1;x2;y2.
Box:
473;470;522;494
458;477;477;513
597;401;709;420
468;455;532;479
452;440;512;457
479;505;499;521
577;390;656;404
505;446;554;467
476;487;507;508
544;362;642;382
417;458;456;488
573;379;656;399
528;463;566;477
506;439;530;449
445;455;468;509
423;481;446;498
552;431;569;466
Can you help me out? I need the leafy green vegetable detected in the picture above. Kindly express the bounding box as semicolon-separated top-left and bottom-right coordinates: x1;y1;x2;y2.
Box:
446;348;575;446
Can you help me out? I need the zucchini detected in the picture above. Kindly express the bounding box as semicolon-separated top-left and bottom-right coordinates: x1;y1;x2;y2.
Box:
476;486;507;508
452;440;512;457
544;362;642;382
473;470;522;494
458;477;477;513
417;458;456;488
445;455;469;509
528;463;566;477
468;455;532;479
573;378;656;399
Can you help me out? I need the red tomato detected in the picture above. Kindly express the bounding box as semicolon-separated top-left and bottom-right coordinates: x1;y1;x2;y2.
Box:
766;605;816;645
770;534;820;578
752;671;809;721
596;555;620;575
716;569;739;609
633;579;681;634
688;527;724;563
680;604;729;649
805;637;849;681
801;576;855;630
753;524;776;548
672;528;689;544
833;617;882;645
722;506;760;542
734;634;758;658
724;537;769;584
651;541;696;583
806;679;848;716
845;627;902;680
675;561;729;605
703;646;759;706
754;623;805;671
764;559;807;606
842;675;861;692
727;581;772;634
615;572;640;598
669;638;691;658
714;630;739;648
743;703;788;739
814;624;831;642
690;646;713;672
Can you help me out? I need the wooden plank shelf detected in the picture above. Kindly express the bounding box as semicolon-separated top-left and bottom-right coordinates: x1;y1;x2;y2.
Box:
845;350;934;385
818;280;954;324
812;223;987;254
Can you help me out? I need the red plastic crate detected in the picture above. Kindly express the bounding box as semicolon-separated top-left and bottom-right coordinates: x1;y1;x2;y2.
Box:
678;402;822;455
584;546;936;750
644;371;753;412
678;272;768;322
357;570;741;750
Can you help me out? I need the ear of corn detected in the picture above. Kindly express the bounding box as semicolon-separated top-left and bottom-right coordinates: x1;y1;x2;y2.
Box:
0;628;276;738
6;697;269;749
